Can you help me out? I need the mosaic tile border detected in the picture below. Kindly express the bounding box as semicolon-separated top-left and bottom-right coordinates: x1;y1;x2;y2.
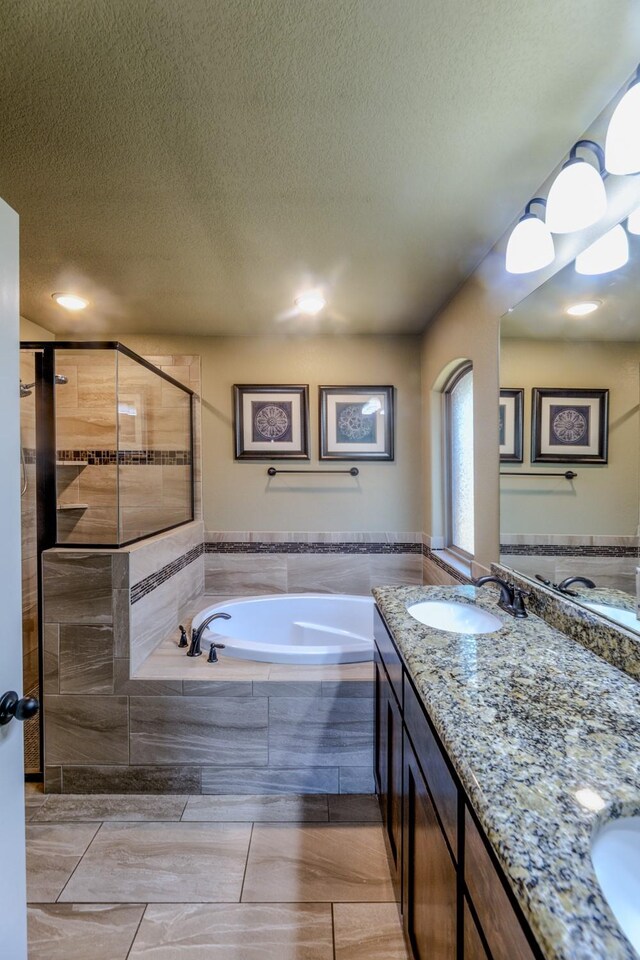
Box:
204;541;422;555
131;543;204;604
57;449;192;466
500;544;638;558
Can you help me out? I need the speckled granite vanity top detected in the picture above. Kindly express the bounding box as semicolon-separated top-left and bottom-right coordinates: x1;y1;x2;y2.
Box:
373;584;640;960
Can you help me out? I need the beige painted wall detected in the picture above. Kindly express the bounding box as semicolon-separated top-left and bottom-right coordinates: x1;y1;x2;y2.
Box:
20;316;54;340
103;334;423;533
500;338;640;537
420;274;503;573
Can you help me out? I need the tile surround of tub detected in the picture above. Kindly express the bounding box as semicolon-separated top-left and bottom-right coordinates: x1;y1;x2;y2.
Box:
202;533;423;597
42;525;374;794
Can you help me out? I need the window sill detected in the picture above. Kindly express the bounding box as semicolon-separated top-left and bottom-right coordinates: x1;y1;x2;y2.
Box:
431;548;474;583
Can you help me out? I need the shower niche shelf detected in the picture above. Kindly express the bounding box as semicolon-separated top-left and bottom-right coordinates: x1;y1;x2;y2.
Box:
56;503;89;512
56;460;89;467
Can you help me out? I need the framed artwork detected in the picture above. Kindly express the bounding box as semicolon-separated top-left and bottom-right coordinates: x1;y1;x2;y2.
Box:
531;388;609;464
233;384;310;460
319;385;394;461
499;389;524;463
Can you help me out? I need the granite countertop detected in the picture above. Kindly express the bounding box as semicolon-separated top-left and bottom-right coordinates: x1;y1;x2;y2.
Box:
372;584;640;960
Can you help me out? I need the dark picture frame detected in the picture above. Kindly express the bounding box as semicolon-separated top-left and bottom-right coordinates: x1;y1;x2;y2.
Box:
531;387;609;464
319;385;394;461
499;388;524;463
233;384;310;460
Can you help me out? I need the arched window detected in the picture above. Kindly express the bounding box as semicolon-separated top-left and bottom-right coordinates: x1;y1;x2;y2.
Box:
444;363;474;558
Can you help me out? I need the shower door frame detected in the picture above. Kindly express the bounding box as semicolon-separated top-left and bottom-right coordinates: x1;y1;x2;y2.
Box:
20;340;196;778
21;340;196;550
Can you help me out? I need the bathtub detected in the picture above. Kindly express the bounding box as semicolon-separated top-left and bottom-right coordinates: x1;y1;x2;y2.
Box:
191;594;375;664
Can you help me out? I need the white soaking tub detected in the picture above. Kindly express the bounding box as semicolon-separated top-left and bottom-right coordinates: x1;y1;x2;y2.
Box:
191;594;375;664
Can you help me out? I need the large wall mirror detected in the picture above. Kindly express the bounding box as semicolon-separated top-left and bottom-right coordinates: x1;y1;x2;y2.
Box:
499;218;640;635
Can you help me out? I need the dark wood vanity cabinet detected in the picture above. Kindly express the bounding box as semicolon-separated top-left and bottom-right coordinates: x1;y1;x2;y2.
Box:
374;653;403;901
374;608;542;960
403;733;457;960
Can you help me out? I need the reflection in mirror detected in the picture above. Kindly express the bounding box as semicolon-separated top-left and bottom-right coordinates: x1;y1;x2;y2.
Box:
499;219;640;635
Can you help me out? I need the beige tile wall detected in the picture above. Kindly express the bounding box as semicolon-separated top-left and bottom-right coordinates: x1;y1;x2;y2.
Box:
54;351;199;545
202;532;424;597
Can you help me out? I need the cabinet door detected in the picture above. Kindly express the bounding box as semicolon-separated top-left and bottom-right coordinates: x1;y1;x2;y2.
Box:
374;657;385;798
403;734;457;960
465;808;537;960
375;656;403;902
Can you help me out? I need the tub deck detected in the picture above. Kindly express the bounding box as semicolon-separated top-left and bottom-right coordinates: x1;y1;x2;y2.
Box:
134;593;374;684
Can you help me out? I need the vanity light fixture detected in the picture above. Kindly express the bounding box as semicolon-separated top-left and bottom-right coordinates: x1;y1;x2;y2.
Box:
605;65;640;175
294;292;326;316
52;292;88;311
545;140;607;234
566;301;601;317
505;198;555;274
575;223;629;275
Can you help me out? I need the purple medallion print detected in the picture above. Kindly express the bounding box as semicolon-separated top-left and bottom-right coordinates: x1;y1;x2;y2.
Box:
252;400;293;442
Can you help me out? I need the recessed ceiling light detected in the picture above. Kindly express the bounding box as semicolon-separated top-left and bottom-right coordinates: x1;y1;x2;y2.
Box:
52;293;88;311
294;292;326;316
566;301;601;317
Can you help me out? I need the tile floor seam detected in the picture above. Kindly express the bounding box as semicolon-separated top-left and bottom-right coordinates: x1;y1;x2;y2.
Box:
125;902;149;960
238;821;254;903
51;821;102;904
331;901;337;960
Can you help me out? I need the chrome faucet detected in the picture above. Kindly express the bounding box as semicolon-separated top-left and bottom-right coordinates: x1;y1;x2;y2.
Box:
187;612;231;657
474;576;529;619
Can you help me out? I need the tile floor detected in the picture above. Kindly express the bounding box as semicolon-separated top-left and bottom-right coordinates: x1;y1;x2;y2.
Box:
25;787;409;959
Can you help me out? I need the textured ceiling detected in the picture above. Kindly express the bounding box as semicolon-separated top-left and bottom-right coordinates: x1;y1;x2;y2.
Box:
2;1;640;336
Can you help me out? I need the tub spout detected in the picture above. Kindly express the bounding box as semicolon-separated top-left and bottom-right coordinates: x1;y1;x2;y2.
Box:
187;612;231;657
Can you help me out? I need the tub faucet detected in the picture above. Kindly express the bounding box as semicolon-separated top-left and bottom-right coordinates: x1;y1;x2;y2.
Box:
474;576;529;619
187;612;232;657
178;625;189;648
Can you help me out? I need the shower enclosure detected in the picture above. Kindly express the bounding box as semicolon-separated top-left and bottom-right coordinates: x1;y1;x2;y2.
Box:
19;342;195;774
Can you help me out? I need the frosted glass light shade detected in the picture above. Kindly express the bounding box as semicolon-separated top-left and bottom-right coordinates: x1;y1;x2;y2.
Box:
505;215;555;273
627;204;640;235
575;224;629;275
546;159;607;233
605;81;640;174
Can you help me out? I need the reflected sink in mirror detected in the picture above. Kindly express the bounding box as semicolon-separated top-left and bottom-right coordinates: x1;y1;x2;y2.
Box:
591;815;640;953
582;602;640;633
407;601;503;635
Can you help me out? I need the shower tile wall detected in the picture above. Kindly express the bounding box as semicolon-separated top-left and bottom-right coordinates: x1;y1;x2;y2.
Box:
55;350;119;543
54;352;200;545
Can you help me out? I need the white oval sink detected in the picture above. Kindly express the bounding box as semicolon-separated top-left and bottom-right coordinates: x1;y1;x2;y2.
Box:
407;600;502;635
591;816;640;953
583;602;640;633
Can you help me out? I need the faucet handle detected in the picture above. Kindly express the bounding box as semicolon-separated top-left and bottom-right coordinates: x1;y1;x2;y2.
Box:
207;642;225;664
512;587;529;618
178;625;188;648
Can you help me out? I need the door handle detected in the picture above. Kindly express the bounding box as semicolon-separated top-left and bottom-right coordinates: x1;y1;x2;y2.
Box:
0;691;39;726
